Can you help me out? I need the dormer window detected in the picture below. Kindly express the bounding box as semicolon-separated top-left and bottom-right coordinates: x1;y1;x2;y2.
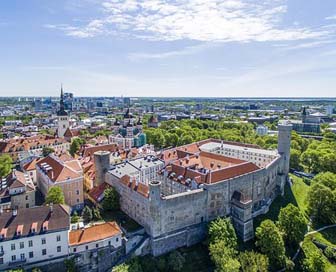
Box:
42;221;49;232
16;225;23;237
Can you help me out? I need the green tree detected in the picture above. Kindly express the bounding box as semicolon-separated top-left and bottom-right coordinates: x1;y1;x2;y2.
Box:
82;206;93;222
209;240;240;272
307;183;335;224
102;187;120;211
167;251;185;271
64;258;76;272
238;251;269;272
311;172;336;190
42;146;55;157
209;217;237;249
45;186;65;204
93;207;102;221
69;138;85;157
255;220;286;268
303;251;326;272
71;211;80;223
0;154;12;178
290;149;301;170
113;263;130;272
278;204;307;246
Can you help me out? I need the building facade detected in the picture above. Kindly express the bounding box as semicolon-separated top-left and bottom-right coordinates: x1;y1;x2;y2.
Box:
36;154;84;211
0;205;70;270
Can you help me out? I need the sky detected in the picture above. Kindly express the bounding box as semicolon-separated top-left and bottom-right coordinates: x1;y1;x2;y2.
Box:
0;0;336;97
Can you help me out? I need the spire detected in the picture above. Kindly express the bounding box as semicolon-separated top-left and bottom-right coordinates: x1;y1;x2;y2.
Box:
57;84;68;116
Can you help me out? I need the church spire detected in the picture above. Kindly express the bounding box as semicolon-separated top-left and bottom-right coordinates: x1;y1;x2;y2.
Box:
57;84;68;116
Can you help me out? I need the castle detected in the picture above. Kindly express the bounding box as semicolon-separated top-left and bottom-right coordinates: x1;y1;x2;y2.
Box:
108;108;146;149
97;122;292;256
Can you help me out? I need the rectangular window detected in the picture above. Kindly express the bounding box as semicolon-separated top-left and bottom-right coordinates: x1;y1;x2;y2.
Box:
57;246;61;252
0;257;3;264
41;238;46;244
26;203;29;208
11;244;15;251
20;253;25;260
42;249;47;255
29;252;34;258
11;255;16;261
28;240;33;247
76;190;79;195
73;248;77;253
20;242;24;249
25;195;29;200
57;235;61;242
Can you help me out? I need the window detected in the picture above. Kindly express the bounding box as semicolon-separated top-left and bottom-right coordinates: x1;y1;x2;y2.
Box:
42;249;47;255
20;242;24;249
41;238;46;244
11;244;15;251
26;203;29;208
57;246;61;253
76;190;79;195
28;240;33;247
29;252;34;258
96;244;98;248
116;237;119;242
0;257;3;264
20;253;25;260
108;241;111;246
85;246;88;250
11;255;16;261
25;195;29;200
57;235;61;242
73;248;77;253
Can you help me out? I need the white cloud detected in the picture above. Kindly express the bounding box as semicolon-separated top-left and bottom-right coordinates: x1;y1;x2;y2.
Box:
326;15;336;20
48;0;329;42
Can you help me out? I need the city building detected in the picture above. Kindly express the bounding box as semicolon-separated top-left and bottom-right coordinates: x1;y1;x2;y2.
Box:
0;204;70;271
256;125;268;136
0;135;70;162
36;154;84;211
0;170;36;210
148;115;159;128
109;109;146;149
101;122;292;256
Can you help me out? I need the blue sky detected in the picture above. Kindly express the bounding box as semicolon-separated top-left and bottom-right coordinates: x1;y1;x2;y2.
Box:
1;0;336;97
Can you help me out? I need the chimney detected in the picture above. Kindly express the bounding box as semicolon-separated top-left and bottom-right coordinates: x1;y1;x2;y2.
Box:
49;203;53;213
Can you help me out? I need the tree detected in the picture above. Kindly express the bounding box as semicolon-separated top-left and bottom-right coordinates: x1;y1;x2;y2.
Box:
255;220;286;268
113;263;130;272
167;251;185;271
0;155;12;178
45;186;65;204
69;138;85;157
93;207;102;221
82;206;93;222
311;172;336;190
209;217;237;249
307;183;335;224
102;187;120;211
238;251;269;272
290;149;301;170
209;240;240;272
42;146;55;157
208;218;240;272
303;251;326;272
278;204;307;246
71;211;80;224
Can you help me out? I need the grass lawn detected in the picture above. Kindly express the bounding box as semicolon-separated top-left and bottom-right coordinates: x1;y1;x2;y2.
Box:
101;210;142;233
300;230;336;272
290;174;310;215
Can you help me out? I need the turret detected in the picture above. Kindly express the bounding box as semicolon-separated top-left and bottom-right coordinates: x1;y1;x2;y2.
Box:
149;180;162;237
94;151;111;186
277;121;292;176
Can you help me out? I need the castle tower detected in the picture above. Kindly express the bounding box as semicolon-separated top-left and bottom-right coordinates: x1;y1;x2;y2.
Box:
278;121;292;176
149;180;162;237
57;86;70;138
94;151;111;187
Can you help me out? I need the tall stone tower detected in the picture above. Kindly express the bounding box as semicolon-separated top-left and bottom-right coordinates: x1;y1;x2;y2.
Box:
57;86;70;138
94;151;111;187
149;180;162;238
278;121;292;176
